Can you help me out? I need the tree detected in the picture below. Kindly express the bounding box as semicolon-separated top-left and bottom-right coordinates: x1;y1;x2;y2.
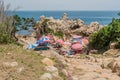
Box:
13;15;36;31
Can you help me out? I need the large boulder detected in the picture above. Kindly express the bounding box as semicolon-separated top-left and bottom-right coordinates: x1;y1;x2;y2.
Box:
109;42;117;49
103;49;120;56
107;57;120;73
3;61;18;68
86;22;103;34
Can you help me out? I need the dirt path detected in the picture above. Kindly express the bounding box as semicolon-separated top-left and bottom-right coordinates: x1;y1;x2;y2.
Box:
35;48;120;80
63;55;120;80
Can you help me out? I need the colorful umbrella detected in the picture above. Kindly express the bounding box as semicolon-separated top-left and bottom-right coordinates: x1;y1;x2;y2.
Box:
64;42;71;45
71;43;83;50
36;37;50;44
82;38;89;45
56;39;64;44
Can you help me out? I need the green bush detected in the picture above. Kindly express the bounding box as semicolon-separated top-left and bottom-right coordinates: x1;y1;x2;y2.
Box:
0;1;36;44
0;1;16;44
90;18;120;52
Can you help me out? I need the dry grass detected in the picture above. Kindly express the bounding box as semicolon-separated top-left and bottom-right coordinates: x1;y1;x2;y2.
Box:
0;44;46;80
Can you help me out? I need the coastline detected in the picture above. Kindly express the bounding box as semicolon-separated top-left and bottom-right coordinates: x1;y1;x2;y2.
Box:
13;11;120;25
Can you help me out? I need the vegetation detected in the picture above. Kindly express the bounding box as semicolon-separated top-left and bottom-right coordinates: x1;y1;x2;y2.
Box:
118;12;120;16
0;1;36;44
0;1;17;44
90;18;120;52
35;18;64;38
0;44;45;79
13;15;36;30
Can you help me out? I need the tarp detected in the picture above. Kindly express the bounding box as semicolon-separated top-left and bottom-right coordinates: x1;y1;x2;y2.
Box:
26;44;38;49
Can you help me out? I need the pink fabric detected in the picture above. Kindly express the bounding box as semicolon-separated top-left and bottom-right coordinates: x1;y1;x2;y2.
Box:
71;43;82;50
82;38;89;45
56;39;64;44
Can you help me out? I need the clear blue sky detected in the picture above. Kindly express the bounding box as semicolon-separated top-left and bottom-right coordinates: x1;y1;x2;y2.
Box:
4;0;120;11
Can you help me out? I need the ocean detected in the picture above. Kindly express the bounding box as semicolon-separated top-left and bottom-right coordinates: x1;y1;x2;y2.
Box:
14;11;120;35
14;11;120;25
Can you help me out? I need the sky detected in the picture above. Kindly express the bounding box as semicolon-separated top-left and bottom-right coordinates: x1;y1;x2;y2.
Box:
4;0;120;11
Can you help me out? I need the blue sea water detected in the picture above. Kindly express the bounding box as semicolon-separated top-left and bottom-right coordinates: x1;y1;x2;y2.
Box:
14;11;120;35
14;11;120;25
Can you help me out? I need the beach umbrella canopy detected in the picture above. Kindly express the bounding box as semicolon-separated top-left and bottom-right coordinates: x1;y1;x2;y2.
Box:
71;43;83;50
82;38;89;45
56;39;64;44
64;42;71;45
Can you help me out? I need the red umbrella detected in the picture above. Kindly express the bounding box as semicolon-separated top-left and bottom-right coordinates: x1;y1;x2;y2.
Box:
71;43;83;50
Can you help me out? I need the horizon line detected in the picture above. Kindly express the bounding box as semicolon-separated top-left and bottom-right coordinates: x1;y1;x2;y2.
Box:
15;10;120;11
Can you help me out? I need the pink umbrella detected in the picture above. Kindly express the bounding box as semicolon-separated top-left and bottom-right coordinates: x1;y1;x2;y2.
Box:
56;39;64;44
82;38;89;45
64;42;71;45
71;43;83;50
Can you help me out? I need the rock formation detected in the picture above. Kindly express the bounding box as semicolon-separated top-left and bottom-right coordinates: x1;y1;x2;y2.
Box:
33;13;104;38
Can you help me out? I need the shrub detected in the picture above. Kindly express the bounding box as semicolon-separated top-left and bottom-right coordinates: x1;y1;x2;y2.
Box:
0;1;16;44
90;18;120;52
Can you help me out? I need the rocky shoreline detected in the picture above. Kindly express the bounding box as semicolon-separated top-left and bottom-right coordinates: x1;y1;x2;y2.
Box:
12;13;120;80
33;13;104;38
16;13;104;48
